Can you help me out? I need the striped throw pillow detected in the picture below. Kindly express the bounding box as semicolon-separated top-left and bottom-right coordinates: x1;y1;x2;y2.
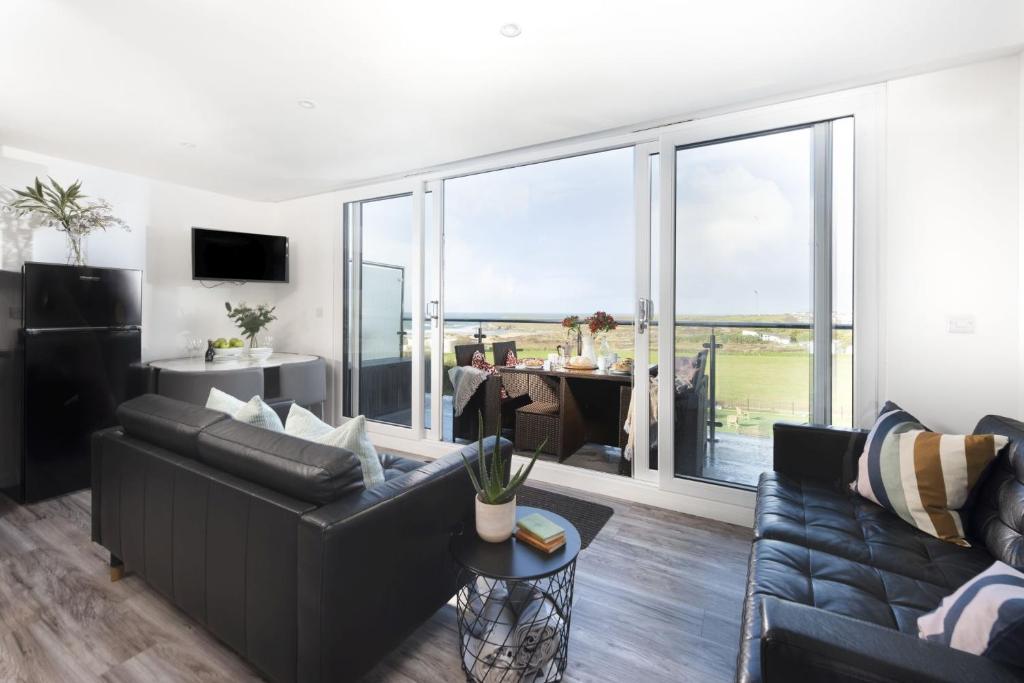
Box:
853;402;1007;546
918;561;1024;667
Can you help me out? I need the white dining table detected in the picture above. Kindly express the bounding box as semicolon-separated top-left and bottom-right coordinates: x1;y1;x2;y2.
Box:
148;352;320;372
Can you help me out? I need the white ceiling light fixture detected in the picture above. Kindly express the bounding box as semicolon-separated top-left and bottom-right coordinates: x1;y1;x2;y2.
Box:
178;141;197;149
500;23;521;38
297;99;317;109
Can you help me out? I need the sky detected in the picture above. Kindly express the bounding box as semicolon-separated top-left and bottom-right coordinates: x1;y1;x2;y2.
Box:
357;121;853;321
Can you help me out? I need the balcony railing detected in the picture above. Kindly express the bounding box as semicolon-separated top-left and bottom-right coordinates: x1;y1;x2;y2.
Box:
398;314;853;433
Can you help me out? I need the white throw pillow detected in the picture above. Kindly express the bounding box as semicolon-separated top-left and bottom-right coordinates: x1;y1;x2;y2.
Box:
206;387;245;414
286;405;384;489
285;403;334;440
207;388;284;432
232;395;285;432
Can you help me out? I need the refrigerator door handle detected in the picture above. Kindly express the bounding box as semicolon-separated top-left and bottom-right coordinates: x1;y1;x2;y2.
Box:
24;325;142;335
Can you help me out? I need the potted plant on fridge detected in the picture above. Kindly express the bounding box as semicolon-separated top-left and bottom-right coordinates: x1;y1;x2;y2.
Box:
3;177;129;266
461;414;544;542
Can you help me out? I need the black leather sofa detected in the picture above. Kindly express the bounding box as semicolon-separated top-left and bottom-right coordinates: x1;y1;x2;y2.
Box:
91;394;504;683
737;417;1024;683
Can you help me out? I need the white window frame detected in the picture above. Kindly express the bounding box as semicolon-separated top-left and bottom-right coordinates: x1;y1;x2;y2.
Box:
656;87;883;504
331;85;884;524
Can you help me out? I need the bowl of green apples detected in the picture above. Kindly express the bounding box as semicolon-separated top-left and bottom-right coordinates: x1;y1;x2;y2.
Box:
211;337;246;361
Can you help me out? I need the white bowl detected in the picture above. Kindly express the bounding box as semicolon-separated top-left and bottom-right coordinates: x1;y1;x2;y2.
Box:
212;346;244;360
246;347;273;361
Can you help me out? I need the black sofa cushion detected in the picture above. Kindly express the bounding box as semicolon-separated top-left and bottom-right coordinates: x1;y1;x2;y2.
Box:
380;451;425;481
197;418;368;505
970;415;1024;569
117;393;228;458
755;472;993;590
738;537;960;683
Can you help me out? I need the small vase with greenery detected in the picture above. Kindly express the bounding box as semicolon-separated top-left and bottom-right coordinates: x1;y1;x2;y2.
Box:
461;413;544;542
3;177;129;267
225;302;277;349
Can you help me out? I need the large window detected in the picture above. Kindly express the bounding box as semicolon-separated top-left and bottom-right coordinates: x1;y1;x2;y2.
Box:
667;119;853;487
339;110;859;495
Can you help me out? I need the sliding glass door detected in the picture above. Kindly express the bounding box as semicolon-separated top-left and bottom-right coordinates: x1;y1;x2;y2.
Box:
437;147;646;476
339;113;857;496
659;119;854;489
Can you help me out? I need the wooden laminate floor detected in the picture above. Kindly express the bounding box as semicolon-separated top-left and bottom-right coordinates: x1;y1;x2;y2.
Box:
0;484;752;683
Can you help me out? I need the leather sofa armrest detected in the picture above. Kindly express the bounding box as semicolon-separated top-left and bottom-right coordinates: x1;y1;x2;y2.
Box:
296;436;510;682
772;423;867;489
760;598;1022;683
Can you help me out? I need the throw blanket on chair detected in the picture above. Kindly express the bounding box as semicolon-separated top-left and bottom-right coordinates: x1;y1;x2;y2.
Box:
623;377;658;462
449;365;489;417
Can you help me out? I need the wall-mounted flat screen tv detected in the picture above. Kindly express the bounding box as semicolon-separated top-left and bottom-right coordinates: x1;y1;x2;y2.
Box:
192;227;289;283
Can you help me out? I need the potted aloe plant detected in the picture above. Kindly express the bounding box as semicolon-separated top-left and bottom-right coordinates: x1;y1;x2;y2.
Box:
461;414;544;542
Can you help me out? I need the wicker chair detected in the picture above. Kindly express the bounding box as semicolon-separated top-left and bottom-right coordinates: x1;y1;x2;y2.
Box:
515;401;560;456
491;340;529;400
625;353;708;476
451;344;530;442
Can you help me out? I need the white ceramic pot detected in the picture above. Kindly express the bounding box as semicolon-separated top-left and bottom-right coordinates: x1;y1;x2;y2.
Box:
475;495;517;543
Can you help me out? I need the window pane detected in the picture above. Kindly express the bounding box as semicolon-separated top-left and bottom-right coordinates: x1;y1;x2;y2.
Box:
351;194;414;427
674;128;814;487
442;148;636;478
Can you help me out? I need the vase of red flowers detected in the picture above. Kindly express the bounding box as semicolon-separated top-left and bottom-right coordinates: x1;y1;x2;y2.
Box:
586;311;618;364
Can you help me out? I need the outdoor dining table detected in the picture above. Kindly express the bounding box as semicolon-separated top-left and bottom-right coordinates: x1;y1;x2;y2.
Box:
497;364;633;461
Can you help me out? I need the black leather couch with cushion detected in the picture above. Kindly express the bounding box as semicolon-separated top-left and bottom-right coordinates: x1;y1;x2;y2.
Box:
92;394;505;683
737;417;1024;683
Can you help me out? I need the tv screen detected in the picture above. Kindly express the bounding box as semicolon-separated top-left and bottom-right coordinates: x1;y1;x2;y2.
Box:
192;228;288;282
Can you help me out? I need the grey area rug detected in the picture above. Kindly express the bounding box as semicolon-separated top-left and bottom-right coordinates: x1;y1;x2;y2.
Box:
517;486;614;549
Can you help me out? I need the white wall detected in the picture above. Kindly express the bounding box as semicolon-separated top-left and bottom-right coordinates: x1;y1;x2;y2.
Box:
0;147;300;361
883;56;1021;433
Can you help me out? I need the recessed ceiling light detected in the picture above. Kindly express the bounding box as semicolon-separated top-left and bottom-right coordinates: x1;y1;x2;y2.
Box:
297;99;317;109
178;141;197;149
500;23;521;38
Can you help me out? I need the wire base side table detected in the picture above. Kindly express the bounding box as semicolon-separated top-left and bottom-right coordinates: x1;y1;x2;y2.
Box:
452;507;581;683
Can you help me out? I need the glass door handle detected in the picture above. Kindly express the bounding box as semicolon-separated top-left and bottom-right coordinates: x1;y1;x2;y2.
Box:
428;300;439;326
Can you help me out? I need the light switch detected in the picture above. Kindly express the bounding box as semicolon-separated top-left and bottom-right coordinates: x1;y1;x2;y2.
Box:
947;315;975;334
315;306;324;319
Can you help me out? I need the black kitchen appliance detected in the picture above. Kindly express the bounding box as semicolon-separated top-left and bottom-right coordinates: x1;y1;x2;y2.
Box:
0;263;142;503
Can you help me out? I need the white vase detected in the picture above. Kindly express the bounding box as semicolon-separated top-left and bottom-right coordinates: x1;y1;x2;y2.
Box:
581;334;597;363
475;495;517;542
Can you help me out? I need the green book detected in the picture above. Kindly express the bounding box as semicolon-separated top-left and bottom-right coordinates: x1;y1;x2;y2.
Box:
517;513;564;542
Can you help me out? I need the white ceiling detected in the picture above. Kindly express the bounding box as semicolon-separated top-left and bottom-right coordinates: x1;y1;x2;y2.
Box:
2;0;1023;202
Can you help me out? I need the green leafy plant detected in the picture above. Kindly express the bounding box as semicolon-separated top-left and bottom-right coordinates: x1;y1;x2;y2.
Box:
461;413;544;504
3;177;129;265
224;302;277;348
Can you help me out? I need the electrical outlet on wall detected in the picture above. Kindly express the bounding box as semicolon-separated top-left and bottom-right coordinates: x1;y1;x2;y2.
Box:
947;314;976;334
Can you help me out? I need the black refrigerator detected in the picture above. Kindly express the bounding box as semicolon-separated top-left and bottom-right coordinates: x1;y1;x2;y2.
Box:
0;263;142;503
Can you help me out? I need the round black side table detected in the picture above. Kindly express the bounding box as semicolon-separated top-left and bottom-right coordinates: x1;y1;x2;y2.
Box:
451;506;582;683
